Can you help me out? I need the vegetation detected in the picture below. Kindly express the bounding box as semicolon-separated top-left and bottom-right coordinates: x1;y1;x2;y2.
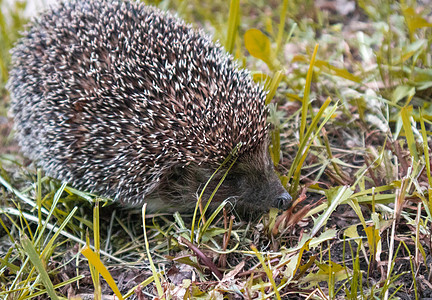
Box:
1;0;431;299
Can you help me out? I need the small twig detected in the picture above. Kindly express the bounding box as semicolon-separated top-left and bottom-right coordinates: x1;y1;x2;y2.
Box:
364;155;380;186
389;139;409;176
220;209;234;268
219;208;229;268
198;195;207;225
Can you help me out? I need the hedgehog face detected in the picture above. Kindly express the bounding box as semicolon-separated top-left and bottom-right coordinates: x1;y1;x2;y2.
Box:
220;150;292;212
225;164;292;212
154;147;291;214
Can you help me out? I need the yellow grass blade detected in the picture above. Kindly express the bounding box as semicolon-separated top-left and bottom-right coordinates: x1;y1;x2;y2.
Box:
81;246;124;300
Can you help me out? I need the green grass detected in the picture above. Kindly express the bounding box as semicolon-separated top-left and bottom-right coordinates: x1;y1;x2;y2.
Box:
1;0;432;299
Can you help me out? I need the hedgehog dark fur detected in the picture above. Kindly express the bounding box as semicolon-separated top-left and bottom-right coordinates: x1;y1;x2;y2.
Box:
8;0;291;213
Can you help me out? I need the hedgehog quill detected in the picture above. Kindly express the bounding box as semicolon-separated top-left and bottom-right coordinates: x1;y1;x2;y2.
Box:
8;0;291;213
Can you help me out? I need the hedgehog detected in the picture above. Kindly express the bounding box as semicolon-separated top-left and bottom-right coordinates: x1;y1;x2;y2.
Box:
7;0;292;213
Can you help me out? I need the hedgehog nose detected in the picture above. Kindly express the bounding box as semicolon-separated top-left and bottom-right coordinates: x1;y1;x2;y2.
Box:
274;191;292;210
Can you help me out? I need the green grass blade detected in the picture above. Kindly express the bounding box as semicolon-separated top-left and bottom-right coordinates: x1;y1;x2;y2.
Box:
265;70;284;105
225;0;240;54
142;204;164;297
41;206;78;260
93;201;101;299
419;109;431;187
34;182;67;246
311;186;353;237
288;98;337;194
251;245;281;300
400;105;419;161
0;174;49;215
1;207;124;263
300;44;319;141
197;157;237;236
22;275;85;299
21;234;59;300
191;144;240;242
275;0;289;56
198;200;228;241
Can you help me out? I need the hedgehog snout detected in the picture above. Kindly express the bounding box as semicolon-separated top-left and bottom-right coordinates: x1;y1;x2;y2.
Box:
274;191;292;210
234;169;292;211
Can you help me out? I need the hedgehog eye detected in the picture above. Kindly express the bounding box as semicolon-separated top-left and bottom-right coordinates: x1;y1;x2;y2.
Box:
224;174;237;182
